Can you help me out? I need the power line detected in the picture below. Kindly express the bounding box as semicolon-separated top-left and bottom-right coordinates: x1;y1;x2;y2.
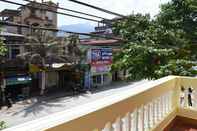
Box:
0;21;122;40
68;0;126;18
23;0;109;21
0;0;101;23
0;44;67;46
0;43;73;47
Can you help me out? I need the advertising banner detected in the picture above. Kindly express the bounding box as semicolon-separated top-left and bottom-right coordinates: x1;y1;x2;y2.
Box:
90;48;112;74
91;48;112;66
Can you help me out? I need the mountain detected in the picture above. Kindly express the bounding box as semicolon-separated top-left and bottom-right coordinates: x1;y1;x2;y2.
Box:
58;23;95;37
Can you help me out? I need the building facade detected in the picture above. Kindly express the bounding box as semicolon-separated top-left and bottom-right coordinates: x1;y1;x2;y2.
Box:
0;1;58;35
80;39;120;87
91;19;128;82
0;1;59;103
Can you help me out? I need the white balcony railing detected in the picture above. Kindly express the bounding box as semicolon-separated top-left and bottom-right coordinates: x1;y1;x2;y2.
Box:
3;76;197;131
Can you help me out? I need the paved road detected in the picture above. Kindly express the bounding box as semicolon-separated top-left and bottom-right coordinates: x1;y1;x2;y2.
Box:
0;80;149;128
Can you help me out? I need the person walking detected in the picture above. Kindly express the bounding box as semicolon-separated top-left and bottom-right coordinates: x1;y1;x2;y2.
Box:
5;92;12;109
188;87;193;107
180;86;186;107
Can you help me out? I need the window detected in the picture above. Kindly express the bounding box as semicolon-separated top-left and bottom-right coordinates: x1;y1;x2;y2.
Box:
9;45;20;59
46;11;53;21
32;23;39;27
103;74;108;82
93;75;102;84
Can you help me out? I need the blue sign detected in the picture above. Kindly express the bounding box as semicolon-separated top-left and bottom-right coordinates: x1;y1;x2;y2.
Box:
91;48;112;65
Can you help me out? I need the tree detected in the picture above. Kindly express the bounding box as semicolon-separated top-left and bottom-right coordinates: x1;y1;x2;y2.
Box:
0;42;6;57
18;30;83;95
24;30;66;95
0;33;7;60
112;0;197;80
0;30;7;110
0;121;7;130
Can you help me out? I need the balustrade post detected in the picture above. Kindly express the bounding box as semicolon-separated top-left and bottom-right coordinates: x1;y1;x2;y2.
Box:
161;95;165;118
158;98;162;120
112;124;115;131
164;93;168;114
93;129;100;131
130;113;134;131
147;103;152;129
169;91;173;110
166;93;170;113
154;100;158;124
150;102;154;128
143;105;149;131
167;92;171;112
156;99;159;121
141;106;145;131
122;113;131;131
127;113;131;131
163;95;167;117
103;122;113;131
115;118;123;131
135;109;139;131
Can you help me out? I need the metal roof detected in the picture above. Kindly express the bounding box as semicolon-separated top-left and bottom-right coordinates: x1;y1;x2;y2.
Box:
80;39;120;46
0;32;24;37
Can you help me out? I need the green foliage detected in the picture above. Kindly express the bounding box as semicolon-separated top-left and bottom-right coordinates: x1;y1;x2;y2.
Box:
18;30;83;65
157;0;197;59
112;0;197;80
0;36;7;56
155;59;196;78
0;121;7;130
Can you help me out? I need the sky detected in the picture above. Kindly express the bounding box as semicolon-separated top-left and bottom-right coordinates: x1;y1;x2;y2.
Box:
0;0;170;26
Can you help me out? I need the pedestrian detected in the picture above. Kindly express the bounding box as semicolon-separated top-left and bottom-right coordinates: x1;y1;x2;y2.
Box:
188;87;193;107
6;93;12;109
0;73;3;109
0;91;2;110
180;86;186;107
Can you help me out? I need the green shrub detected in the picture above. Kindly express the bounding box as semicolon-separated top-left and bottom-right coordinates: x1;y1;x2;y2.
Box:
0;121;7;130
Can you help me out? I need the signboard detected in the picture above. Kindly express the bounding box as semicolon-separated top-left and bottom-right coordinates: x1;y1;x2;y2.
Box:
6;76;32;86
91;65;111;74
91;48;112;66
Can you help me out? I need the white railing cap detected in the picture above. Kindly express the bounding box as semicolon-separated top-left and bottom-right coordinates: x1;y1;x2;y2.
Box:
4;76;178;131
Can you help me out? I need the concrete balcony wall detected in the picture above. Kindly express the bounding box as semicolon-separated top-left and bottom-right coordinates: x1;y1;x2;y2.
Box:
3;76;197;131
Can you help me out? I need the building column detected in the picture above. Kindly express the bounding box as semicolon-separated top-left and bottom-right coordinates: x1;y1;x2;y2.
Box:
101;74;104;85
40;71;46;95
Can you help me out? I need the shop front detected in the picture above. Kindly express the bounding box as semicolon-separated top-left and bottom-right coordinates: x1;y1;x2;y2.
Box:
5;75;32;101
0;59;31;102
91;65;112;86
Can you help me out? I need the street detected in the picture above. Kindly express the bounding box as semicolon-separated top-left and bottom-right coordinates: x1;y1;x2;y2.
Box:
0;80;149;128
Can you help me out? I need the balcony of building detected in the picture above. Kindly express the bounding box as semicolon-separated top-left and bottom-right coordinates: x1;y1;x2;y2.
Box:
3;76;197;131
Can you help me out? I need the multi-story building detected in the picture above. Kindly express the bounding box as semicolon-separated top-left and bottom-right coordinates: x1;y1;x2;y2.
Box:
0;1;58;58
80;19;126;88
0;1;58;101
80;39;120;87
0;1;58;35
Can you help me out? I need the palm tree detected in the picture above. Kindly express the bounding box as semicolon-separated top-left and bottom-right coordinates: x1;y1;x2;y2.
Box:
18;30;83;95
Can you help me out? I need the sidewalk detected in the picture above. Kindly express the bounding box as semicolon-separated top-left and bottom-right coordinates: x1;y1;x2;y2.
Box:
0;80;149;128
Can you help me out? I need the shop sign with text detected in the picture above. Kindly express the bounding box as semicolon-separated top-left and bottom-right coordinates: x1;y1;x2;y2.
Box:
91;48;112;66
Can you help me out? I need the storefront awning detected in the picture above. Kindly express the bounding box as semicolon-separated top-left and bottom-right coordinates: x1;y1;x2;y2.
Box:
6;76;32;86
